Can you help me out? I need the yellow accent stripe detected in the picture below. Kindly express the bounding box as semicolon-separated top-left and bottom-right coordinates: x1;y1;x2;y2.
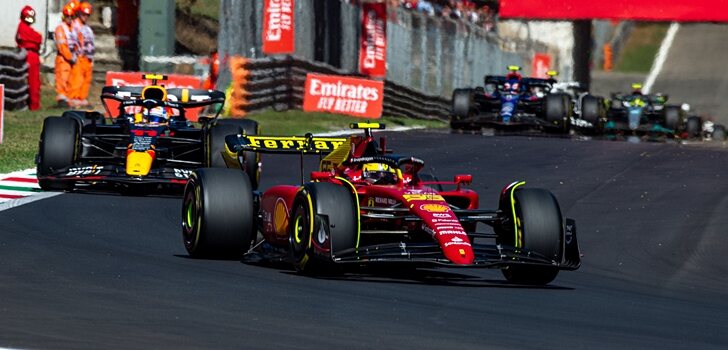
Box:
335;176;361;249
181;88;190;103
305;191;314;249
510;181;526;248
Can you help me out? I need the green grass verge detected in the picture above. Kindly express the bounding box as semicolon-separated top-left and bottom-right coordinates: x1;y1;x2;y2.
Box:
0;86;446;174
615;23;669;73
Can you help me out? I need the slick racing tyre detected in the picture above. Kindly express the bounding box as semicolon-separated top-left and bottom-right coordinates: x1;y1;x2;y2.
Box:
501;188;563;285
182;168;255;259
208;118;260;190
290;182;358;274
664;106;682;131
686;116;702;139
37;116;79;191
544;94;570;134
451;88;474;119
713;124;727;141
580;95;603;131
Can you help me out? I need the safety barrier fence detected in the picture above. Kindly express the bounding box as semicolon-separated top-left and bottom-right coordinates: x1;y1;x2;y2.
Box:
0;49;29;111
228;55;450;120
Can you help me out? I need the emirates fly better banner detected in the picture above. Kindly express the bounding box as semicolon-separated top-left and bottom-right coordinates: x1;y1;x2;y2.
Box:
359;2;387;77
262;0;295;54
532;53;552;79
303;73;384;119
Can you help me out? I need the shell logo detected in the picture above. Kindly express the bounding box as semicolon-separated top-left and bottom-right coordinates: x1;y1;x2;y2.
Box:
420;203;449;213
274;198;289;235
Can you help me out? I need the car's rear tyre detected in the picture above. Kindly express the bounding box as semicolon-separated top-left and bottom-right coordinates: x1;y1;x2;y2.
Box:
451;88;474;119
501;188;563;285
208;118;260;189
581;95;602;131
664;106;681;131
544;93;570;134
713;124;727;141
290;182;358;274
686;116;702;138
37;116;79;191
182;168;255;259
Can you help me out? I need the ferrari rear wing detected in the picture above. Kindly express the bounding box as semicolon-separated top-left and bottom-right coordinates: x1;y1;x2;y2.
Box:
225;134;347;155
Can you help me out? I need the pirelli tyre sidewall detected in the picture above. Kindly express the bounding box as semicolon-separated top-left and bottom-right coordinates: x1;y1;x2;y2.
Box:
208;118;260;190
37;116;79;191
451;88;474;119
713;124;727;141
289;182;358;274
182;168;255;259
580;95;603;130
664;105;682;131
502;188;563;285
686;116;702;138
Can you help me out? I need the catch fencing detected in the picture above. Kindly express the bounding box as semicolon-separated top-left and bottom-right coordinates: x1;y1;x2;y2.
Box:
227;55;450;119
0;49;29;111
219;0;554;118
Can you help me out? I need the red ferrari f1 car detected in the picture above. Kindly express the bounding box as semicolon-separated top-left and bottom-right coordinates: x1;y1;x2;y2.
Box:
182;123;580;285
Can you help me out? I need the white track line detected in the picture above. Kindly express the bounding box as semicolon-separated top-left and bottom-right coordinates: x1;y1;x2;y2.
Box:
643;22;680;94
0;192;62;212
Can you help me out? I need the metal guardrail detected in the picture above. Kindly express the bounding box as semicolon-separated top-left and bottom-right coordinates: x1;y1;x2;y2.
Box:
227;55;450;120
0;48;29;111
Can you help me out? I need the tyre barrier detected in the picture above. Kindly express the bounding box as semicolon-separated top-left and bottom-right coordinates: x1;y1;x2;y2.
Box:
228;55;450;120
0;48;29;111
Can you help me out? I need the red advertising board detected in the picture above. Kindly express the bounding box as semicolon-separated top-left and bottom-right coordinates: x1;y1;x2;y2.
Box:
303;73;384;119
359;2;387;77
104;72;205;121
262;0;295;54
500;0;728;22
532;53;552;79
0;84;4;144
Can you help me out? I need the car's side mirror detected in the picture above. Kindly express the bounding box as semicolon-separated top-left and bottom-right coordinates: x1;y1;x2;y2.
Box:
454;174;472;188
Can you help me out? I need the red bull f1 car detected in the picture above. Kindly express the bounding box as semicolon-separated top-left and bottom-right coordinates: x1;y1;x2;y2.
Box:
182;123;580;285
36;75;259;193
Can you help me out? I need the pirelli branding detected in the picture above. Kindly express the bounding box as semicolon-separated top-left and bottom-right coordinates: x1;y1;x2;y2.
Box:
241;136;346;152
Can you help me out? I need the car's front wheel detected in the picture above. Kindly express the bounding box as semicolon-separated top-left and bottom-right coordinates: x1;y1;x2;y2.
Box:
182;168;255;259
500;188;563;285
290;182;358;274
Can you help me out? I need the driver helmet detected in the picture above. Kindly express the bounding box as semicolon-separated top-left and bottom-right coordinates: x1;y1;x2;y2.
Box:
503;79;521;94
145;106;168;124
361;162;397;185
630;97;646;107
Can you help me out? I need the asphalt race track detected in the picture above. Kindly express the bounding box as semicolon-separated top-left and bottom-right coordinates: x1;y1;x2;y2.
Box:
650;24;728;125
1;130;727;349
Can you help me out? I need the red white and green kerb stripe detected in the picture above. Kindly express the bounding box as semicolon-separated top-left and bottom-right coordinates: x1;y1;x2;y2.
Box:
0;169;40;202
